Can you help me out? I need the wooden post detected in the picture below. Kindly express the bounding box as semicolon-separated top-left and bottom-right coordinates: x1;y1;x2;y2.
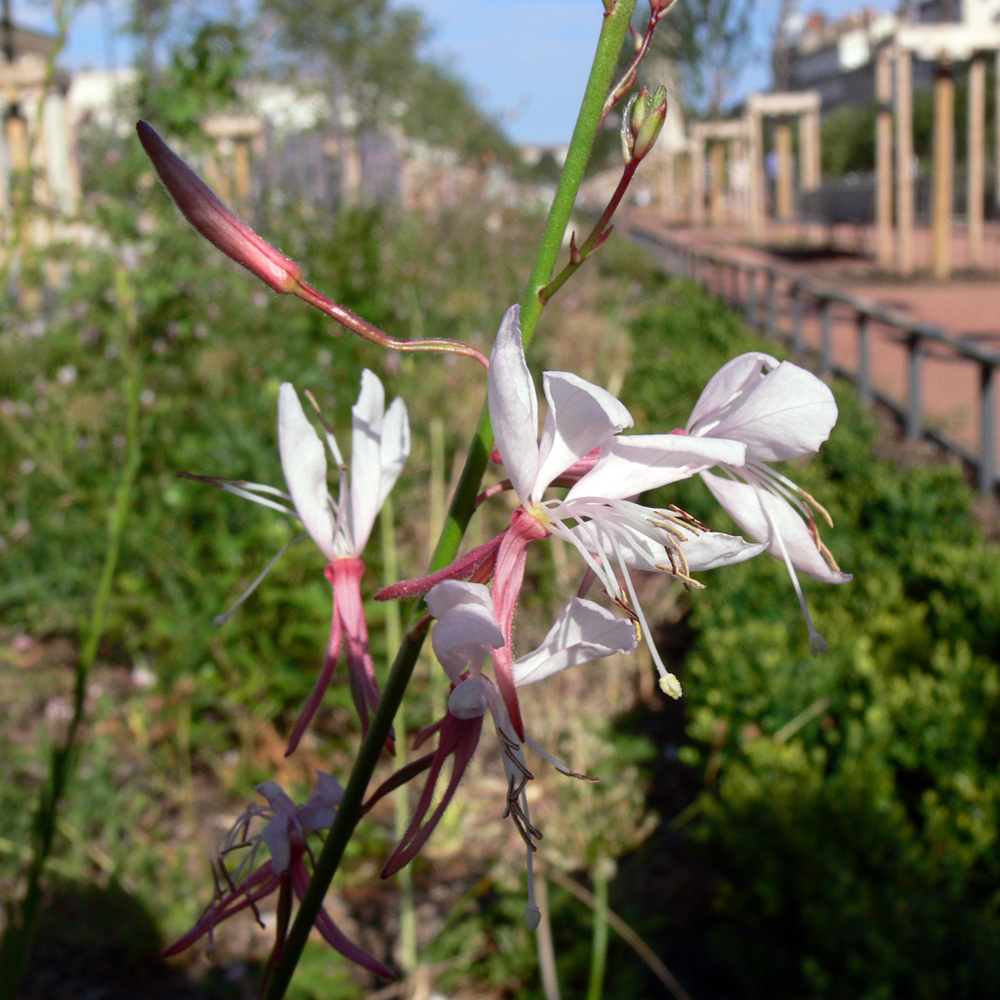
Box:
4;107;30;173
691;133;705;226
233;136;252;204
663;150;676;223
775;119;794;220
895;48;915;276
968;54;986;270
749;112;765;240
710;141;726;225
996;52;1000;260
801;108;821;191
931;62;954;280
677;152;691;224
876;47;894;269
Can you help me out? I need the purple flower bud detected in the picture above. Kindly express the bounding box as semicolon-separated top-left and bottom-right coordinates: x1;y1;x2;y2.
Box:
136;120;302;294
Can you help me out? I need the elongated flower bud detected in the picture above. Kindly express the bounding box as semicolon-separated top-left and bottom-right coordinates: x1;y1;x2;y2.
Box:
136;120;302;294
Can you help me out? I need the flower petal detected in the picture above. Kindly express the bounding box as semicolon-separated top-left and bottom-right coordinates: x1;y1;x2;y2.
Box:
691;357;838;462
513;597;637;686
278;383;337;558
346;370;386;553
377;396;410;509
687;351;777;431
258;814;292;874
701;472;852;583
448;676;490;719
488;305;539;503
572;520;763;573
534;372;633;499
300;772;344;833
570;433;745;500
426;581;505;683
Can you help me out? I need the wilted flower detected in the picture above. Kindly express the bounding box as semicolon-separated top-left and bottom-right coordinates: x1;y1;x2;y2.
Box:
380;581;637;926
164;773;391;978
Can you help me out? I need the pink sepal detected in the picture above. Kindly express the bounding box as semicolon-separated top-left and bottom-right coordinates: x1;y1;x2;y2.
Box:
374;531;507;601
381;708;484;877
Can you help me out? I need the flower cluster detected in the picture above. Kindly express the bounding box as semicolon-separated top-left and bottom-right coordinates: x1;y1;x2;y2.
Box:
167;293;848;976
168;295;848;973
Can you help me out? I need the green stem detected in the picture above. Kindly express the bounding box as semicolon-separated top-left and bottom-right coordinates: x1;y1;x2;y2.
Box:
585;859;611;1000
540;160;639;305
518;0;639;345
379;499;416;972
0;266;141;998
262;5;638;997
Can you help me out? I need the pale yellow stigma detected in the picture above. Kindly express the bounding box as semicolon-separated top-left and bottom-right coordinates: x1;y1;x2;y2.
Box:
527;502;556;528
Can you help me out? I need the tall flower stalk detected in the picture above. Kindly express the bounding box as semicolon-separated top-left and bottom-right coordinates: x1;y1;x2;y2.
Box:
261;4;642;996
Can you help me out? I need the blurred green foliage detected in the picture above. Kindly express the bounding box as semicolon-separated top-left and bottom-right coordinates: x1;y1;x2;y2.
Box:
620;275;1000;999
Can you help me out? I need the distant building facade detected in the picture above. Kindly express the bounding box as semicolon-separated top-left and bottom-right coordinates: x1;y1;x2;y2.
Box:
775;1;1000;111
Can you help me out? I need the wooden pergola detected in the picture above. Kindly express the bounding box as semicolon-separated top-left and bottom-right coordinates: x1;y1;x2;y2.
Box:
744;91;822;241
877;24;1000;277
689;118;752;227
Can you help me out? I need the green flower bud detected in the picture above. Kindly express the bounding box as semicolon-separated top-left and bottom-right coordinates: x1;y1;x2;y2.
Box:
633;85;668;161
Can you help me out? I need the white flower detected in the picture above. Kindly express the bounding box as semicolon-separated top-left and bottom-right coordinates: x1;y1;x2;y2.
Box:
686;351;852;652
425;580;638;927
488;305;762;696
278;372;410;559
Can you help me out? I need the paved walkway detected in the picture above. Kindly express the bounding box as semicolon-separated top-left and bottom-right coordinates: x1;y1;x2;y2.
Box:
626;217;1000;487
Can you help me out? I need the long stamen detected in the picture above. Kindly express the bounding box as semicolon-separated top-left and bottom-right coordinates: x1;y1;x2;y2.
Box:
523;789;541;931
606;530;683;698
213;534;310;626
757;494;829;654
179;471;297;517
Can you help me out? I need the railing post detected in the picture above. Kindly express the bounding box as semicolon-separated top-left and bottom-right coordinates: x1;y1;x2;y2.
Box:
857;312;872;405
819;298;833;375
980;361;997;493
791;282;804;354
765;270;778;340
746;268;758;327
906;334;923;442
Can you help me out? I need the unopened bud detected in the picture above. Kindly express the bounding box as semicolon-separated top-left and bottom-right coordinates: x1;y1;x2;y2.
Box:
629;85;652;134
620;93;638;164
525;906;541;931
633;86;668;162
135;120;303;294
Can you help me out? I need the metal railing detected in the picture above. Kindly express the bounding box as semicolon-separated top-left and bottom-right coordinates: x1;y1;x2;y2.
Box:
628;226;1000;494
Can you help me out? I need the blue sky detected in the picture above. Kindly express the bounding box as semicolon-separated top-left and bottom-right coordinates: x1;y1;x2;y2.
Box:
23;0;895;143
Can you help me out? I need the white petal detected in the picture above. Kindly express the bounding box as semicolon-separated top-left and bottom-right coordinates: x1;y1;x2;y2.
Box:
425;580;495;619
448;677;490;719
678;531;766;570
346;370;386;554
299;772;344;833
534;372;633;499
377;396;410;509
255;780;296;816
580;520;763;573
427;581;504;683
691;358;838;462
570;433;745;500
701;472;852;583
488;305;539;503
513;596;637;686
278;384;337;559
258;815;292;874
687;352;777;432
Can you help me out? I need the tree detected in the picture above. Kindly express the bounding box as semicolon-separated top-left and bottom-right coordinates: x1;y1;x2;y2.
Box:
652;0;759;117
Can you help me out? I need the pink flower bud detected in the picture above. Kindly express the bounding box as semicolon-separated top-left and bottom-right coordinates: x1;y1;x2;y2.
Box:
136;120;302;294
